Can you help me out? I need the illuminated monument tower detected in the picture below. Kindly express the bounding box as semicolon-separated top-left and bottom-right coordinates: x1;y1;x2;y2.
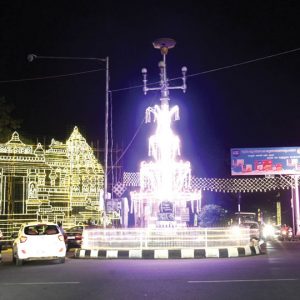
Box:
131;38;202;228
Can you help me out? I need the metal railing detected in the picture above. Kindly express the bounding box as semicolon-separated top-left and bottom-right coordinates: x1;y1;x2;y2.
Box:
81;227;251;250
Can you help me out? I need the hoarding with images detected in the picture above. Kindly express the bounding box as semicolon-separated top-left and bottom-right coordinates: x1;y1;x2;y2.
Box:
231;147;300;176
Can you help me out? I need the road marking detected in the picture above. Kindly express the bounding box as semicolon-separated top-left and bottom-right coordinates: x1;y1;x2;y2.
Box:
1;282;80;286
188;278;298;283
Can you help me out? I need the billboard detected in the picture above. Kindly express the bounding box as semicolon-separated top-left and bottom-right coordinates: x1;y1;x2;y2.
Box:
231;147;300;176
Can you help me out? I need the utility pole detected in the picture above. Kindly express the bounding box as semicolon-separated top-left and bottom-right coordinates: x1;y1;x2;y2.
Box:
28;54;109;224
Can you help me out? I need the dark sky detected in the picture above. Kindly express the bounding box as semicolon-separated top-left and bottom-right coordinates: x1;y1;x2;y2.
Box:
1;0;300;183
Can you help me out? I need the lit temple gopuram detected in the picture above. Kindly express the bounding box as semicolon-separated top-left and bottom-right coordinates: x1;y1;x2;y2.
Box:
0;126;104;238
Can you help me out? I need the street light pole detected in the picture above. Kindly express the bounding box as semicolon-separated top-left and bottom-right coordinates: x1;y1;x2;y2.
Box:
104;56;109;208
238;192;241;225
28;54;110;222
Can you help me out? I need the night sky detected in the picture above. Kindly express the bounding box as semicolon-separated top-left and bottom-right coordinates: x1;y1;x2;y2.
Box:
1;1;300;217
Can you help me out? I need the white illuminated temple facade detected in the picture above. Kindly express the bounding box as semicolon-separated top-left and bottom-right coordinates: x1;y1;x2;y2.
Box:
0;127;104;236
130;38;202;228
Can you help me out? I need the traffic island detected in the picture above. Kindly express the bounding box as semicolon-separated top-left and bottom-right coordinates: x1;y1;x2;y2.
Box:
73;227;266;259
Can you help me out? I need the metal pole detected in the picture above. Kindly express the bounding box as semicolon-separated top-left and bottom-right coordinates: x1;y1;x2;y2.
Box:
238;192;241;225
294;175;300;236
104;57;109;225
291;192;295;236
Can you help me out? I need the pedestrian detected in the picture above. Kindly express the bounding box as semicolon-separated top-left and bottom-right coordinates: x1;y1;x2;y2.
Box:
57;221;66;241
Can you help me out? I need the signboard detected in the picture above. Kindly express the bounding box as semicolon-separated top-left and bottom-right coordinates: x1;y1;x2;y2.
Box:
157;212;175;221
231;147;300;176
158;201;174;221
159;201;173;213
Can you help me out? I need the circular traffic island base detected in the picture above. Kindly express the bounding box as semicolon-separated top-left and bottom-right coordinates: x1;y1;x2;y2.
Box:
74;245;263;259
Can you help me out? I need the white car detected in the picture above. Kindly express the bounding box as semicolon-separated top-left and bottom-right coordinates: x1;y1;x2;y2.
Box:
12;222;66;266
242;221;261;240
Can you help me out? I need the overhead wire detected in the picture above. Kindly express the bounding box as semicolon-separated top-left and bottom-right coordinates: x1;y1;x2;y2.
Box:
183;47;300;79
0;68;105;83
108;47;300;173
111;46;300;93
1;47;300;179
0;47;299;86
107;116;145;175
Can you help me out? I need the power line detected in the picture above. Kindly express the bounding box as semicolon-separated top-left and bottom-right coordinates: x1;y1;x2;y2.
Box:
186;47;300;79
1;47;300;180
0;46;299;88
108;47;300;171
0;68;105;83
107;117;145;174
111;47;300;92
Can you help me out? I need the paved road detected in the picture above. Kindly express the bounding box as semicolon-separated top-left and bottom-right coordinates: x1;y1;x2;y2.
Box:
1;241;300;300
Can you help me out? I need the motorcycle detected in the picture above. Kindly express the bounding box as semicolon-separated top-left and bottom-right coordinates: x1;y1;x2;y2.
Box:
287;227;293;241
279;226;293;241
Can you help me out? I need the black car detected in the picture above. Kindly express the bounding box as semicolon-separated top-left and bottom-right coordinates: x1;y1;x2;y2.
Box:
65;225;100;250
65;225;85;250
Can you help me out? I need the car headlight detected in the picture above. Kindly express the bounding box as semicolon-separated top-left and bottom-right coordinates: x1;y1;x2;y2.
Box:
231;226;242;238
263;225;275;238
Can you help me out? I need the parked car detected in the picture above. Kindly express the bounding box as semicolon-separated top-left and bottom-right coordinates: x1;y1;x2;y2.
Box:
65;225;84;250
239;221;261;240
12;222;66;266
65;224;100;250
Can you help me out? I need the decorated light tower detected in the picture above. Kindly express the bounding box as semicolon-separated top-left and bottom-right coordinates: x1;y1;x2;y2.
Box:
131;38;202;228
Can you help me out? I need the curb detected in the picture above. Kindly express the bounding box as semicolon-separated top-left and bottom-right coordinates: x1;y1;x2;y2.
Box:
74;245;262;259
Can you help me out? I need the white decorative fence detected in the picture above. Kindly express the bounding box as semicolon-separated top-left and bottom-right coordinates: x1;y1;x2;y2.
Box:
81;227;251;250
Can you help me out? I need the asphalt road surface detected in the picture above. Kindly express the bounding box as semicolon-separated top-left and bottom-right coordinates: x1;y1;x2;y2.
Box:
1;241;300;300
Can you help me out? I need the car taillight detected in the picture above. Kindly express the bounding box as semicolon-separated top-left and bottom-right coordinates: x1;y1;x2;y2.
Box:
75;234;82;240
20;236;27;243
58;234;64;241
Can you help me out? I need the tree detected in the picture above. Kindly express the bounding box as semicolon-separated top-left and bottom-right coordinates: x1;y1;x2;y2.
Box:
0;96;22;142
198;204;227;227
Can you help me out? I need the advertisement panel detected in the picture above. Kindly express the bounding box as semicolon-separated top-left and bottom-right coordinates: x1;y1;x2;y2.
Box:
231;147;300;176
